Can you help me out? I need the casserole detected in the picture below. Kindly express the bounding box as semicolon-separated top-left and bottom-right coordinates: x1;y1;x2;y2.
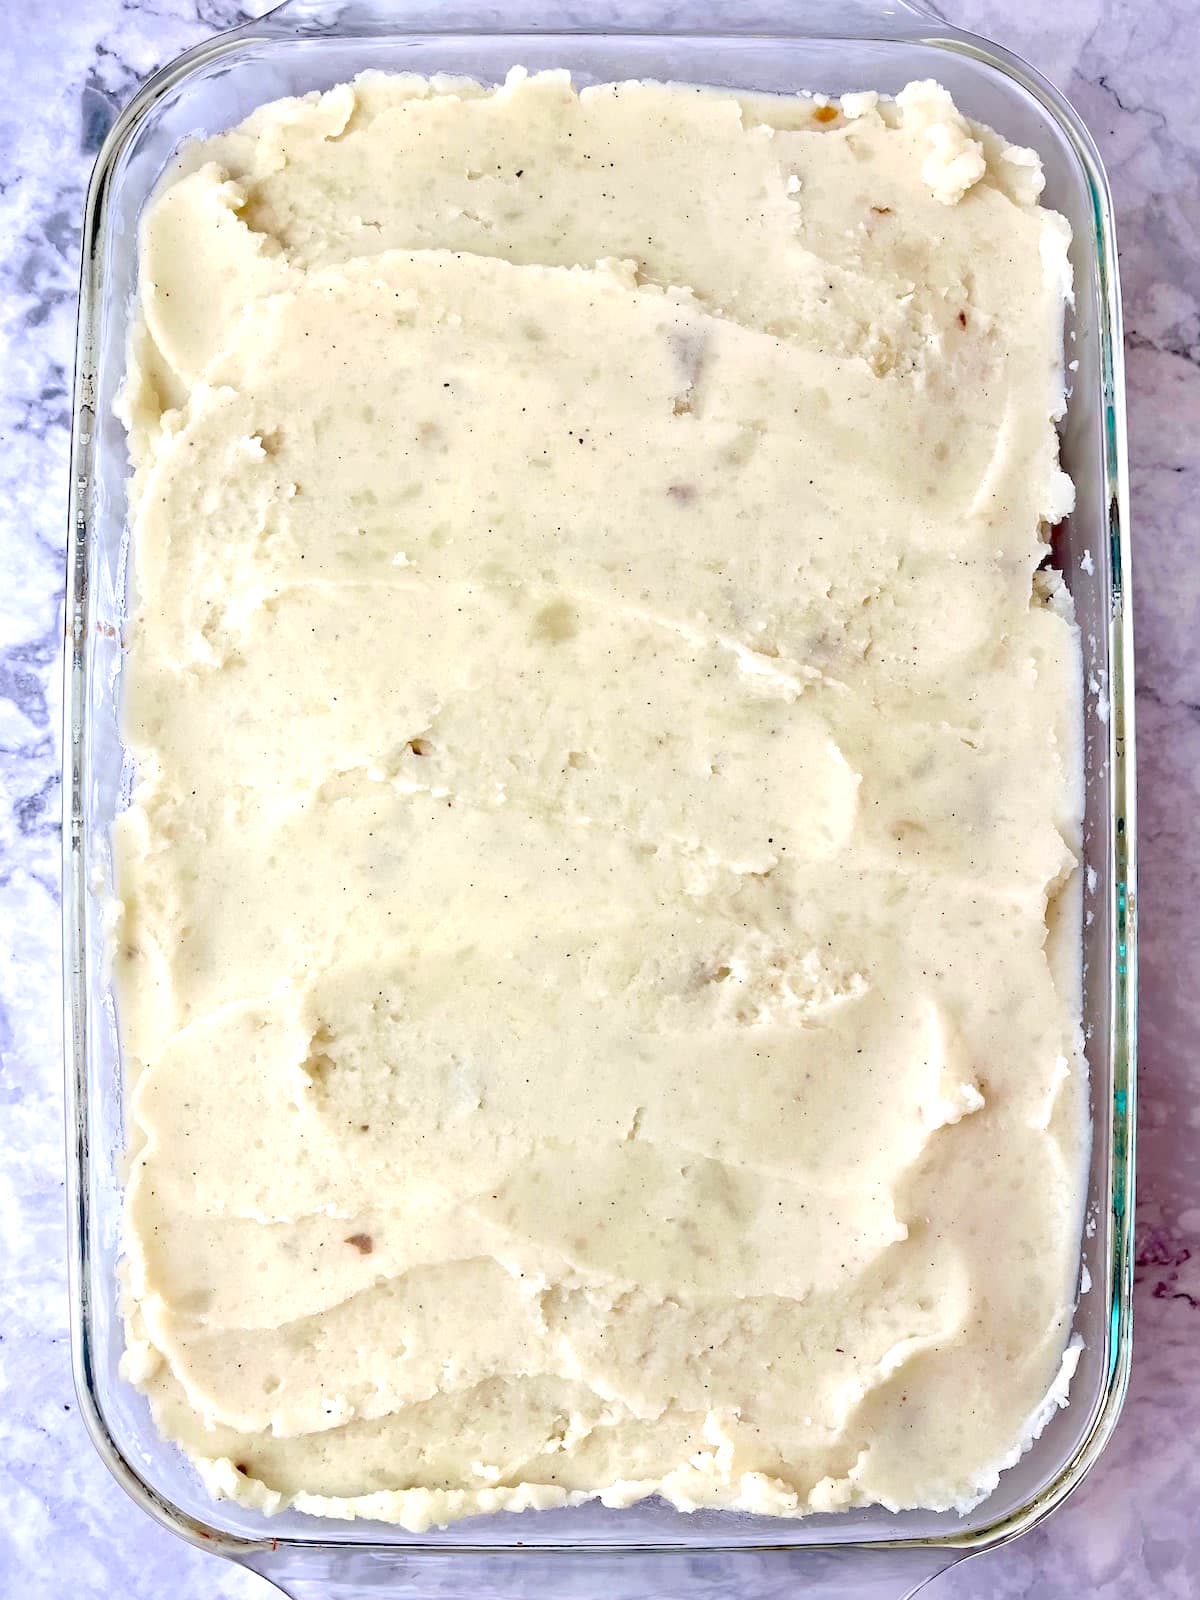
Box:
63;2;1136;1594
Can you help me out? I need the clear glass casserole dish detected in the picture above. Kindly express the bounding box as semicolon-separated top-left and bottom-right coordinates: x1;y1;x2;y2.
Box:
62;2;1136;1595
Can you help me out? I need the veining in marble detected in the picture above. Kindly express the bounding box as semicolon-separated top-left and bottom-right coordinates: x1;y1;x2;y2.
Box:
0;2;1196;1595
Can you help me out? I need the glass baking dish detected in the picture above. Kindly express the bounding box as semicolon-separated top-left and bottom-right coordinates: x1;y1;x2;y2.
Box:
62;1;1136;1595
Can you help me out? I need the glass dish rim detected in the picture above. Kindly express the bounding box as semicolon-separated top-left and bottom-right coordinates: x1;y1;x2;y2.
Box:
62;1;1137;1570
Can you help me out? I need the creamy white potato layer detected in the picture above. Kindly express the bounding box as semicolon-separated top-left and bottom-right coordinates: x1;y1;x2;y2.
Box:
115;70;1085;1529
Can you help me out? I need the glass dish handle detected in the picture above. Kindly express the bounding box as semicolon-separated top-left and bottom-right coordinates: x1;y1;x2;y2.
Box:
245;1544;958;1598
257;1;939;36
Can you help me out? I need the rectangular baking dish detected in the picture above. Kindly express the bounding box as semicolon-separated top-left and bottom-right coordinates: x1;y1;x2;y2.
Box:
63;2;1136;1595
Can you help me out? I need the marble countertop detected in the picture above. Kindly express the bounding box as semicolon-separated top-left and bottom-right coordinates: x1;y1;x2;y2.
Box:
1;1;1195;1595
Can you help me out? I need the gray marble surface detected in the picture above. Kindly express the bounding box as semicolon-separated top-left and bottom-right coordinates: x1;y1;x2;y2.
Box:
0;0;1195;1595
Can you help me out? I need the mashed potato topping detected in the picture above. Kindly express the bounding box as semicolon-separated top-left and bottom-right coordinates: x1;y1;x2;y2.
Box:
115;70;1084;1529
